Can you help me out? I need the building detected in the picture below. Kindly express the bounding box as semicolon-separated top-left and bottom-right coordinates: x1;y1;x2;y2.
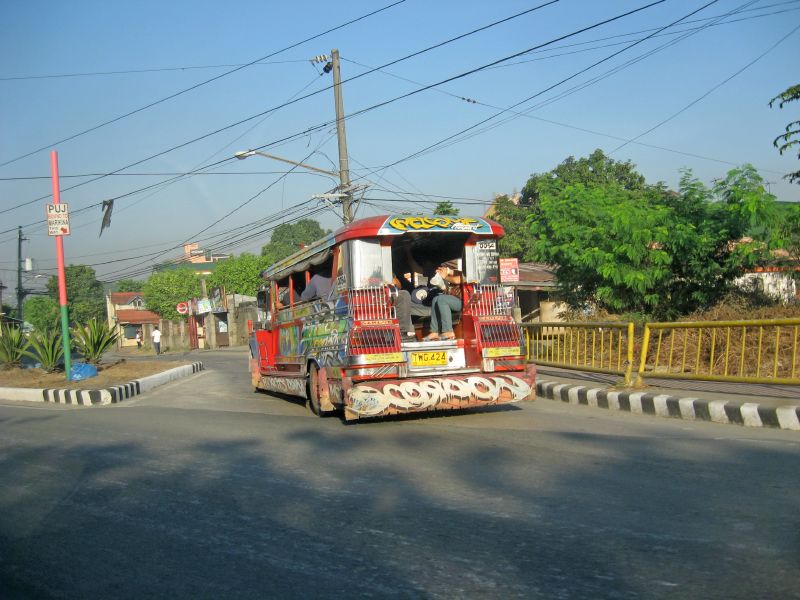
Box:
106;292;159;348
153;243;230;277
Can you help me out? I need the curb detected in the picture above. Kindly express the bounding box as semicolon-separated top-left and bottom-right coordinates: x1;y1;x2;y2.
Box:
536;378;800;431
0;362;204;406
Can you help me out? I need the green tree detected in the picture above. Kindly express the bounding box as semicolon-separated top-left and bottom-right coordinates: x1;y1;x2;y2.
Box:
46;265;106;324
496;150;655;262
520;153;778;319
23;296;60;331
207;253;271;297
770;84;800;184
433;201;459;216
261;219;329;262
142;268;202;320
115;278;144;292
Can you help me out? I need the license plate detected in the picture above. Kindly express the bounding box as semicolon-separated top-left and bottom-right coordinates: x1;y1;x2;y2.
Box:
411;350;448;367
485;346;521;358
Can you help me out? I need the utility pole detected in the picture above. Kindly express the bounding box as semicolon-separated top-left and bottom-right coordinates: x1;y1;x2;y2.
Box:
330;49;353;224
16;226;26;322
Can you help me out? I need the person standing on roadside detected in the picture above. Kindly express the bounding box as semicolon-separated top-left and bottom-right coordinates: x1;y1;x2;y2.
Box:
135;329;143;349
151;326;161;355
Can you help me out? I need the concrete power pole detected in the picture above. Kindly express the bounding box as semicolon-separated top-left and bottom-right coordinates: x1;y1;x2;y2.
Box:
330;49;353;224
16;226;25;322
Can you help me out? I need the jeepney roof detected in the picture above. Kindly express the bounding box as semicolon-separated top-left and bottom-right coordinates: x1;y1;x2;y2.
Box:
260;214;504;280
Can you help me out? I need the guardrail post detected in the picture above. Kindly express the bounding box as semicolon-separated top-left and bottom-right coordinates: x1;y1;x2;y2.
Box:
634;323;651;387
624;321;635;385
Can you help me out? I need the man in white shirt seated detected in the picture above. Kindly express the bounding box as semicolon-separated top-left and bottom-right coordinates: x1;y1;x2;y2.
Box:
301;273;332;301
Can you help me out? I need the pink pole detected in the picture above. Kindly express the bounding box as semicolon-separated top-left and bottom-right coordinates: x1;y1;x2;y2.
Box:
50;150;72;379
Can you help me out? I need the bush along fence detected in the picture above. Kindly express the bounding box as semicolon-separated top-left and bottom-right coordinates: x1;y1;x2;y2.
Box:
522;318;800;386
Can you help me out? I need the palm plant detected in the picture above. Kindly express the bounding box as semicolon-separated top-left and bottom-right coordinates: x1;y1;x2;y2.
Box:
71;318;118;364
0;325;29;368
24;329;64;373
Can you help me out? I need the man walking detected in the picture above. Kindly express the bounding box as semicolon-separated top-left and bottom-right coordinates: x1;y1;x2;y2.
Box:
151;326;161;355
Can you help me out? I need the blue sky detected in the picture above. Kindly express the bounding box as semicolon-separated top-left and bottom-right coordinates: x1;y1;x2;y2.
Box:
1;0;798;296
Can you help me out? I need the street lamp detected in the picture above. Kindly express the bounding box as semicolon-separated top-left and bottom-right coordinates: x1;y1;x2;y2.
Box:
234;150;339;178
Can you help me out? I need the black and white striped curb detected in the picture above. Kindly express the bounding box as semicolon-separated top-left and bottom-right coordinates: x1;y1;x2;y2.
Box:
537;378;800;431
0;362;204;406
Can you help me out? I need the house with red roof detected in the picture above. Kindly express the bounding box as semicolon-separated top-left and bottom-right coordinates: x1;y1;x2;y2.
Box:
106;292;160;348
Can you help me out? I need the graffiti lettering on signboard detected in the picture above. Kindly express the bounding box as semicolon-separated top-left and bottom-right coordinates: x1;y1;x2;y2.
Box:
386;217;484;232
348;374;531;416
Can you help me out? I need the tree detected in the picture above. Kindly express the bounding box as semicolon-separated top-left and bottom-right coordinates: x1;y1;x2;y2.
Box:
23;296;60;331
261;219;330;263
496;150;655;261
115;279;144;292
770;84;800;184
46;265;106;324
207;253;272;297
519;152;778;319
142;268;202;320
521;149;648;206
433;201;459;216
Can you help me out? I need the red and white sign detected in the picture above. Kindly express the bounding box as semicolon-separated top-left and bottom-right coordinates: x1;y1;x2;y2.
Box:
176;302;189;315
499;258;520;283
46;203;71;236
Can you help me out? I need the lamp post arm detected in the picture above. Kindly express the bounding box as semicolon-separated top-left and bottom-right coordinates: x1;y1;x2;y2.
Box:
235;150;339;178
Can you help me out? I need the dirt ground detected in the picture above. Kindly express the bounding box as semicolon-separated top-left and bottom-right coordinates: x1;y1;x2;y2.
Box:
0;360;191;389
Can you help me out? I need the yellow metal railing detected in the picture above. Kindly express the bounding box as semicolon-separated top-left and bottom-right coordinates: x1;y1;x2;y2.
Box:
635;318;800;385
524;318;800;386
522;322;636;384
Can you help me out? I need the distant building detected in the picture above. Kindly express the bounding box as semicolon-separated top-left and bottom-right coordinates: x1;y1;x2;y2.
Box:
153;243;230;276
106;292;159;348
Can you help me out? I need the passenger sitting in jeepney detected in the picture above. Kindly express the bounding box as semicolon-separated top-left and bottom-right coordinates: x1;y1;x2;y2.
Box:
301;270;332;301
424;260;463;341
276;286;299;309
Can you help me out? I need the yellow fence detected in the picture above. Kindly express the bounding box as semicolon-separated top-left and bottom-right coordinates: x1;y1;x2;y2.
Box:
523;322;636;384
636;318;800;385
524;318;800;386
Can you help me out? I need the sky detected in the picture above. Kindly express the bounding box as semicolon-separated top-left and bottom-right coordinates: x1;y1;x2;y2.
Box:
1;0;799;302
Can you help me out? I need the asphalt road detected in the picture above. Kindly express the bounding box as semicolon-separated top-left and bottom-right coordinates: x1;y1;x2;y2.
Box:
0;350;798;599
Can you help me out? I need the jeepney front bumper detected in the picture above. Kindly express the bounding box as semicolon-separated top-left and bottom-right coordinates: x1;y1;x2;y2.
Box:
341;363;536;420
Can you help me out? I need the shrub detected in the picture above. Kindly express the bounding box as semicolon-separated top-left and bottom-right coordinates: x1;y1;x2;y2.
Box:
0;325;29;368
71;319;118;364
24;329;64;373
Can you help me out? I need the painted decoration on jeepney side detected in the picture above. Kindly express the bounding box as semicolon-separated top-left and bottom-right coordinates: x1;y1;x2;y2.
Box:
347;373;531;417
301;319;348;367
279;325;300;356
379;216;492;235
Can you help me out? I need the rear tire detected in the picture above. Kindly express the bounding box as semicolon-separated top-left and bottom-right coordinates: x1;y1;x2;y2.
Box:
308;362;323;416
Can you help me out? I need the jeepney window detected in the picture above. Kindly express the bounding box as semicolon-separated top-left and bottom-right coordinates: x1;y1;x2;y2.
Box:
256;287;270;323
344;239;391;288
463;239;500;284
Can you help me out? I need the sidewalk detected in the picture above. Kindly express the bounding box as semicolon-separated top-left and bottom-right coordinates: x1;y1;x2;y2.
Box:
535;365;800;431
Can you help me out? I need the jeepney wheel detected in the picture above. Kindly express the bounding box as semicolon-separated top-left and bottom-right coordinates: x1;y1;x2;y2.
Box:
308;362;323;416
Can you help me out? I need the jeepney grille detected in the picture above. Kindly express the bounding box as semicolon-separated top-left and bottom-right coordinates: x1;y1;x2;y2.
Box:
348;326;400;354
467;284;514;316
347;286;395;320
478;322;522;347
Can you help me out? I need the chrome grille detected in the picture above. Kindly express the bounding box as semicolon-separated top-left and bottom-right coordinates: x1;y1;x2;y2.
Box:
478;321;522;347
467;284;514;316
347;286;395;320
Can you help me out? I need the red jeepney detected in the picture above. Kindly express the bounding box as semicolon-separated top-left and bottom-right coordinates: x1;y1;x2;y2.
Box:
249;214;536;420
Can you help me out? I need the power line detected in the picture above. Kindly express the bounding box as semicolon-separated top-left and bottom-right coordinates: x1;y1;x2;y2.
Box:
608;21;800;154
0;0;560;221
0;59;309;81
370;0;724;174
0;0;408;169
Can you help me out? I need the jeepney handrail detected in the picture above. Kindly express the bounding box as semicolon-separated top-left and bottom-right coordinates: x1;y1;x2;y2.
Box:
467;283;513;316
346;285;396;320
